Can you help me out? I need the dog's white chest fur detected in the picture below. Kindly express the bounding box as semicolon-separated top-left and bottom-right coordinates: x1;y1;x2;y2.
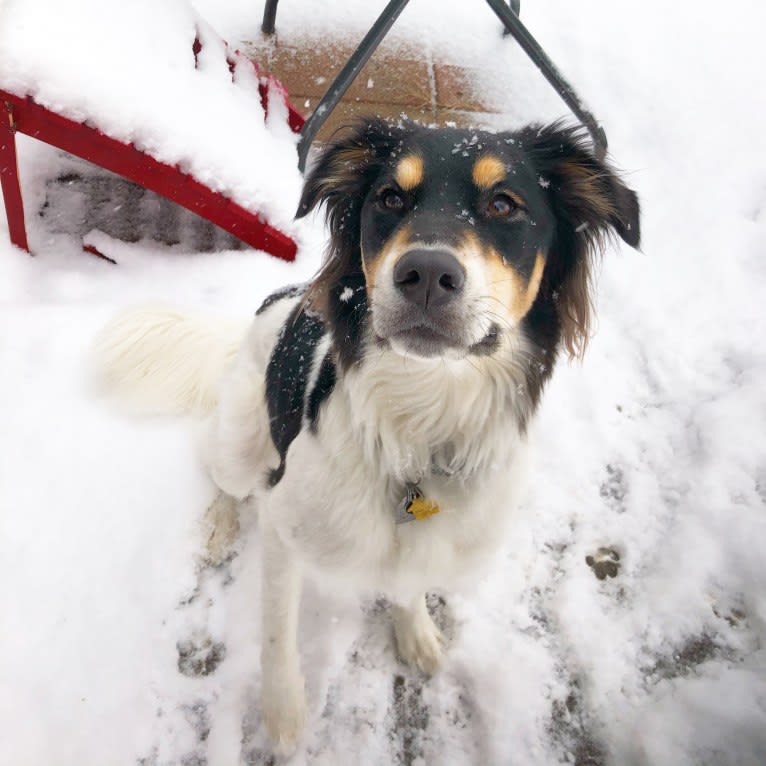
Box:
267;391;528;600
208;295;531;601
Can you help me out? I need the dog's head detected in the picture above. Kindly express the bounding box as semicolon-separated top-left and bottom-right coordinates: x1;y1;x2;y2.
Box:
297;119;639;367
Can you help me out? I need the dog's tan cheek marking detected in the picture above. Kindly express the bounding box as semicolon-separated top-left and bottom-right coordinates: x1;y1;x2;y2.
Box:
484;253;515;323
360;244;381;294
453;231;484;272
364;226;412;296
486;249;546;322
394;155;424;191
519;251;546;317
472;155;506;190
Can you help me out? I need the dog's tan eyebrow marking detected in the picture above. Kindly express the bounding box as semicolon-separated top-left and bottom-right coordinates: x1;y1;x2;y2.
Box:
472;155;506;190
394;154;424;191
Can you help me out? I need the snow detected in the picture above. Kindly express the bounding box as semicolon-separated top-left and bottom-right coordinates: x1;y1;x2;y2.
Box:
0;0;304;233
2;1;766;765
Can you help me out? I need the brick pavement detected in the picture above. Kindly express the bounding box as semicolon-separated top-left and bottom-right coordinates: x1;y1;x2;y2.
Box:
246;35;497;140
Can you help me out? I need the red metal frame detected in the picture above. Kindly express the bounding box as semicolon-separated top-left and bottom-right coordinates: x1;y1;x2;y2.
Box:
0;48;305;261
0;100;29;252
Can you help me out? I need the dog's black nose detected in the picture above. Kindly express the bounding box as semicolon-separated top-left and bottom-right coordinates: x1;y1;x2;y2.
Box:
393;249;465;309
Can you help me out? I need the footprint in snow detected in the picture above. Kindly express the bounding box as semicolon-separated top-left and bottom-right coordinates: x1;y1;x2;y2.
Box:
585;548;621;580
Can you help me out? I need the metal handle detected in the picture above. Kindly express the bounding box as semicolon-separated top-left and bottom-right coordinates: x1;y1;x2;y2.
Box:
264;0;608;168
261;0;279;35
296;0;412;172
484;0;607;158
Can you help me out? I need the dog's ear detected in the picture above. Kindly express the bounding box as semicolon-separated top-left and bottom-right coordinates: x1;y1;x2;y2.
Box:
296;119;408;309
521;122;640;359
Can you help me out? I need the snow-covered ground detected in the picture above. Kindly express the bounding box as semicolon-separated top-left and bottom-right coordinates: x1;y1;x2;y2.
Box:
2;1;766;764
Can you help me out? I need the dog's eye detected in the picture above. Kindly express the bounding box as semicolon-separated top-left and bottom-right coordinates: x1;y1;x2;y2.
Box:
487;193;517;218
381;189;405;211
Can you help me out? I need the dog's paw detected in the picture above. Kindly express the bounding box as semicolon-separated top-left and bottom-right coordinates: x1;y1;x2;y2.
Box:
202;491;240;567
261;670;307;755
393;607;445;675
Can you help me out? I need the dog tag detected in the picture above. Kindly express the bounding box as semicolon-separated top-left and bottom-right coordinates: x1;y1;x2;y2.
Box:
395;484;440;524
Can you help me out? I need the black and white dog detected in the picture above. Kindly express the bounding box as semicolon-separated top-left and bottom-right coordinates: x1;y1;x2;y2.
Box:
94;119;640;750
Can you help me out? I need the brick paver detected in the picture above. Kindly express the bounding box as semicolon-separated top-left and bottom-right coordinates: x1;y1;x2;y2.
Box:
246;35;496;140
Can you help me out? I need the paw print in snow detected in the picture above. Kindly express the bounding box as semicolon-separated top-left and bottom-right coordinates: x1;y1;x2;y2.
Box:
177;635;226;677
585;547;621;580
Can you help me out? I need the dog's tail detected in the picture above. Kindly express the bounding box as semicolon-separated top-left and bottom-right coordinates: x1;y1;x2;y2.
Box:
91;306;250;416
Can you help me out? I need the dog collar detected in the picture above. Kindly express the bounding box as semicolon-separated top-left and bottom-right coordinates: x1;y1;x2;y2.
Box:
395;483;440;524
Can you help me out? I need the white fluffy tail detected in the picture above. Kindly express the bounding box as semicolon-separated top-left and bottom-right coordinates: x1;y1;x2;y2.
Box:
92;306;250;416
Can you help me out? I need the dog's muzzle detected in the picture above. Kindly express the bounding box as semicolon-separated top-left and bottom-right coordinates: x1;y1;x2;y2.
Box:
393;249;465;310
383;249;466;357
374;247;497;359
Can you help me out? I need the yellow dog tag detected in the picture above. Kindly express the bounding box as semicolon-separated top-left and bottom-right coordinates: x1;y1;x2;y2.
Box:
408;496;440;521
396;484;440;523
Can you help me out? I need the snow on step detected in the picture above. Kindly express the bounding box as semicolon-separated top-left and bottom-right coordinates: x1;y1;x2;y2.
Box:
0;0;303;233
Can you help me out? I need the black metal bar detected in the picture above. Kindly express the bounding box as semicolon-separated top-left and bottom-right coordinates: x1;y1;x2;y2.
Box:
502;0;521;36
484;0;607;158
296;0;412;172
261;0;279;35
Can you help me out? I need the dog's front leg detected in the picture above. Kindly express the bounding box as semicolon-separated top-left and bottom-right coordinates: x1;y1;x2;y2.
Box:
393;594;445;675
260;517;306;753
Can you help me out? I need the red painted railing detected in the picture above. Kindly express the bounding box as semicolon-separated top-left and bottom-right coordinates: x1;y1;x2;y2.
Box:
0;39;305;262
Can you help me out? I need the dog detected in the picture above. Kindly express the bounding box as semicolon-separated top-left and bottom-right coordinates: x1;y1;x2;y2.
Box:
93;118;640;751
